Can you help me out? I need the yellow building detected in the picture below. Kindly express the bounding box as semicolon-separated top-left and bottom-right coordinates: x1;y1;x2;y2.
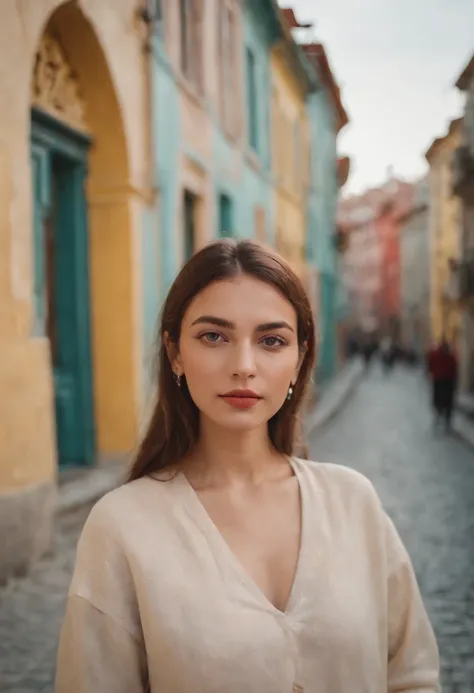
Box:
426;118;463;346
0;0;149;582
270;13;312;282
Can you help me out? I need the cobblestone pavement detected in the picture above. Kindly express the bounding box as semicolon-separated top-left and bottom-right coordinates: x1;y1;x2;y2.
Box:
309;365;474;693
0;504;93;692
1;365;473;692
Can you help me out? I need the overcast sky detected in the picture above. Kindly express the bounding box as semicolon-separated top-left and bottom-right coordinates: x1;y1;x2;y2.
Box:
284;0;474;193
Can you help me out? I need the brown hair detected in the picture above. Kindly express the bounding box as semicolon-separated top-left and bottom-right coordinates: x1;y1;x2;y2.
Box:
128;239;316;482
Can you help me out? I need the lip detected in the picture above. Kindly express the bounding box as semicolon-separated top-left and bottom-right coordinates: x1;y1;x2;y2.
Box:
220;389;262;398
219;390;262;410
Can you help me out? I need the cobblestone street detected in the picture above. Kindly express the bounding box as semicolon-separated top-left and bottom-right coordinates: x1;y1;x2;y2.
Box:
0;504;92;693
1;365;473;692
310;365;474;692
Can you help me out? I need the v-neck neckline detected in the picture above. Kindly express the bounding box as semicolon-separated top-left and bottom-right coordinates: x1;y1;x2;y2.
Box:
178;457;308;618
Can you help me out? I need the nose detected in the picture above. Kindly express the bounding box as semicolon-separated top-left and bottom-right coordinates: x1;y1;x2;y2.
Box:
231;340;257;379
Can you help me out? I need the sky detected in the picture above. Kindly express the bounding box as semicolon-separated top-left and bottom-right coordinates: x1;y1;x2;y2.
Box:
283;0;474;194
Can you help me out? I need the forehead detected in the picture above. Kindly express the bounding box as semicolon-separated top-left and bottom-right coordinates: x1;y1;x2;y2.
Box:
183;275;297;327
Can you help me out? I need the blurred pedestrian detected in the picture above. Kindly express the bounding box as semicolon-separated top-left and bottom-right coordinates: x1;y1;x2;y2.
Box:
427;338;458;431
55;240;440;693
380;335;395;373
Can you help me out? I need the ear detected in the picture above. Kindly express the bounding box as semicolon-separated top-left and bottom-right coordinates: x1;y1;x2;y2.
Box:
164;331;183;375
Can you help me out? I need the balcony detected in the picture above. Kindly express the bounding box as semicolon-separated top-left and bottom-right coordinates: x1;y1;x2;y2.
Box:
452;146;474;201
444;258;474;302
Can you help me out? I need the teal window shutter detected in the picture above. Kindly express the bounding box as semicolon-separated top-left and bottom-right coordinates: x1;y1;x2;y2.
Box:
219;193;233;237
246;47;258;152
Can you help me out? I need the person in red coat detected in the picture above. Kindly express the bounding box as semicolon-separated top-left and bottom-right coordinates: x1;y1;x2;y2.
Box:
427;339;458;431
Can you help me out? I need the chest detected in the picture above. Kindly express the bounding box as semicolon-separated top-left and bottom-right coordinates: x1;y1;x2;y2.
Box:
195;477;302;613
130;489;384;693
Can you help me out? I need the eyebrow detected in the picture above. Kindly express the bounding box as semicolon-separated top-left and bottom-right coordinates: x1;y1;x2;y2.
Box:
190;315;295;333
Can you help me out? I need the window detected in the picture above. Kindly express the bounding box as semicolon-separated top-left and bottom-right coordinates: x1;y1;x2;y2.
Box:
183;190;197;260
245;47;258;152
218;193;234;237
180;0;203;89
218;1;237;136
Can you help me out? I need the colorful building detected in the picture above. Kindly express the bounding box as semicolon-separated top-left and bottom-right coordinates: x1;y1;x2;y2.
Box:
453;54;474;395
302;41;349;381
399;177;431;356
425;118;463;350
142;0;284;398
339;189;386;336
373;179;413;340
270;10;314;279
0;0;148;582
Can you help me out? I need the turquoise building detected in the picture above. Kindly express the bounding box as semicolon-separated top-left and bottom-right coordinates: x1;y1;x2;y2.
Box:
303;42;349;382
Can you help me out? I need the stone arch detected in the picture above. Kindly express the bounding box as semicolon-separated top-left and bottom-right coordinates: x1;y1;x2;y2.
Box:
30;1;138;460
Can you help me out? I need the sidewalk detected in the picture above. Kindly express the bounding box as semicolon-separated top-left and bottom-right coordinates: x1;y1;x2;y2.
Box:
58;454;129;515
305;357;364;435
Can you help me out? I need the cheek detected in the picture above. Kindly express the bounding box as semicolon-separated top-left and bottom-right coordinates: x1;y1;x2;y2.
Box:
180;341;223;381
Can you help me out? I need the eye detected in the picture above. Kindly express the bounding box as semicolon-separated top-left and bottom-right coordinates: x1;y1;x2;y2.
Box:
199;331;226;344
261;335;287;349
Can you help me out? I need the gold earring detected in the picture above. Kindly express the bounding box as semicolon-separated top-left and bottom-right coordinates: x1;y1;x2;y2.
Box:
287;384;294;400
173;372;182;388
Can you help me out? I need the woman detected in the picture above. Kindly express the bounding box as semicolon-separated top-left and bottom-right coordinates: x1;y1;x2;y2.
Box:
55;239;440;693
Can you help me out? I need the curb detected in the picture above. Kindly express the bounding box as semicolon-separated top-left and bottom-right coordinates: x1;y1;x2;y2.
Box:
305;359;364;435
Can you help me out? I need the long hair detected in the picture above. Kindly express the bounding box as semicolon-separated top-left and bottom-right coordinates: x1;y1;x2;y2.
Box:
128;239;316;482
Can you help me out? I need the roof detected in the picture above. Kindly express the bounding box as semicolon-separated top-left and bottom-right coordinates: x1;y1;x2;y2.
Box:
338;180;414;228
425;117;463;162
274;6;318;93
280;8;313;29
301;42;349;132
455;53;474;91
337;157;351;188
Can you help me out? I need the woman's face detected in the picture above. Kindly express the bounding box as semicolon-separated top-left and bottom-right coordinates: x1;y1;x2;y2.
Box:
171;275;302;432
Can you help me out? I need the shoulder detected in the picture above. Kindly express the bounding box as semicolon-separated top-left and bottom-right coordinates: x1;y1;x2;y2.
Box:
293;458;384;523
295;458;379;500
79;475;177;549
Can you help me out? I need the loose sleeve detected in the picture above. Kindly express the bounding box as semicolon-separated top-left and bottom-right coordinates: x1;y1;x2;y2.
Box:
385;513;441;692
55;500;148;693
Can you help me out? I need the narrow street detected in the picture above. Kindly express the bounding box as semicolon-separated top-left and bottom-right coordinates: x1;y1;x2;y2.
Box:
1;366;473;692
310;365;474;692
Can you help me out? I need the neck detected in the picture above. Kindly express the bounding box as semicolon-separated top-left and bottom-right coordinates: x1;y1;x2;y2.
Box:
187;417;287;487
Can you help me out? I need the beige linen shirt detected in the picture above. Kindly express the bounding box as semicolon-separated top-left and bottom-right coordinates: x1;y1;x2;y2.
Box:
55;459;441;693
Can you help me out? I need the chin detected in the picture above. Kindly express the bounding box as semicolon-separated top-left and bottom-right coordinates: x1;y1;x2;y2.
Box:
202;403;280;432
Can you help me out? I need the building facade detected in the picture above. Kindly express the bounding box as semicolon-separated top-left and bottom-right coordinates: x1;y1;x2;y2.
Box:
425;118;463;352
303;42;349;381
399;177;431;355
374;179;413;340
453;54;474;395
0;0;149;582
339;189;387;336
270;12;313;279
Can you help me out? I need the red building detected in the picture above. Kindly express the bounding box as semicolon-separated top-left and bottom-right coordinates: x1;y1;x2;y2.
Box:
373;181;413;339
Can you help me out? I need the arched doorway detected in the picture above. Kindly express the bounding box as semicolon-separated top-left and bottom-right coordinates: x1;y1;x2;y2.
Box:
30;2;136;466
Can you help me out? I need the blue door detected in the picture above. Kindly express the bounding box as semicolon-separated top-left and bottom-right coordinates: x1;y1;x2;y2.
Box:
31;110;95;467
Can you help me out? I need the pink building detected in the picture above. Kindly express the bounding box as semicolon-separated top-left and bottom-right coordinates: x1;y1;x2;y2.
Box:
338;189;386;334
